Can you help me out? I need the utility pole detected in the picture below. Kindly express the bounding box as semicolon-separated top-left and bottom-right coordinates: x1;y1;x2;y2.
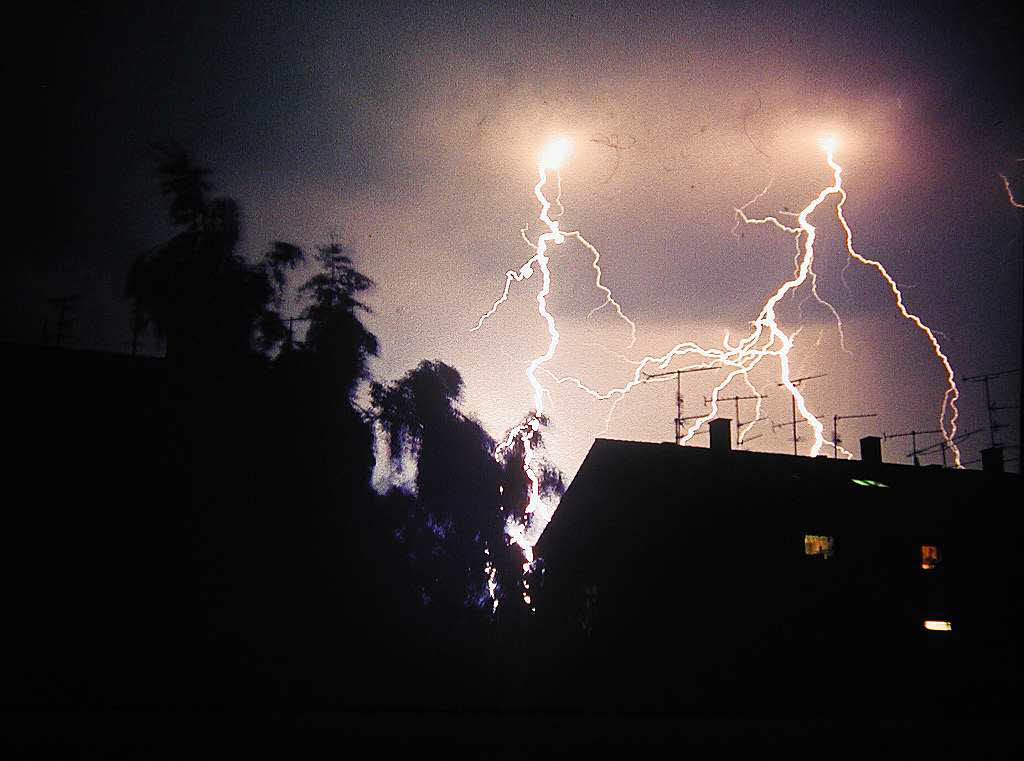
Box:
776;373;826;455
643;367;717;445
963;369;1020;447
832;413;877;458
704;393;768;447
883;428;943;466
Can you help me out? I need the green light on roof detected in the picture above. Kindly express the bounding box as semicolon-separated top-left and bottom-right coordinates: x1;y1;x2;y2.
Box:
851;478;889;488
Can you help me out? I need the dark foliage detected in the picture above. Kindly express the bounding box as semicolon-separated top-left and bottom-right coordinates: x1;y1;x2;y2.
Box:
125;142;297;365
372;361;506;612
297;242;379;399
13;144;562;720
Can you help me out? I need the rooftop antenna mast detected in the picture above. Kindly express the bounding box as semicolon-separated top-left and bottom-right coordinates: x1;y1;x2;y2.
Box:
643;366;717;445
776;373;826;455
882;428;943;466
677;413;712;440
705;393;769;448
772;414;824;447
908;428;983;467
832;413;877;458
963;369;1020;447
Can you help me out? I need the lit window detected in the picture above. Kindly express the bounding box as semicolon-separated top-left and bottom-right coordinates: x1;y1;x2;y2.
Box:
804;534;834;559
851;478;888;488
924;620;952;632
921;544;941;570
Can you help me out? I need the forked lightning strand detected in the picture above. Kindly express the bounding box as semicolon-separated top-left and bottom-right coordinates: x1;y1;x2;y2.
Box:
545;136;960;464
828;147;961;465
476;135;966;610
473;137;637;607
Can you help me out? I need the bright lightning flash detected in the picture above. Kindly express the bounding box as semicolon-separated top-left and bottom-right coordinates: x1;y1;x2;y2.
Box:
472;136;638;608
541;137;571;170
474;133;965;610
541;135;961;464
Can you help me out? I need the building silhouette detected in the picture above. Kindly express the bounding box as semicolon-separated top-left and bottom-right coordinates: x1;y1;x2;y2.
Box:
534;419;1018;714
7;338;1018;722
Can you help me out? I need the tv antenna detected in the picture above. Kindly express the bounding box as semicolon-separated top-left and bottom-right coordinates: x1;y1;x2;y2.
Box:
963;369;1020;447
772;413;824;445
676;413;712;440
643;366;717;445
704;393;769;448
882;428;943;466
907;428;983;467
776;373;826;455
832;413;877;459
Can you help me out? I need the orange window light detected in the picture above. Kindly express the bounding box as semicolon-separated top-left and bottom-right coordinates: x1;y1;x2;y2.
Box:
921;544;941;570
804;534;834;559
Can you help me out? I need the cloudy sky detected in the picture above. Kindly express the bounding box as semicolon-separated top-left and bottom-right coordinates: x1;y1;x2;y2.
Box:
11;0;1022;477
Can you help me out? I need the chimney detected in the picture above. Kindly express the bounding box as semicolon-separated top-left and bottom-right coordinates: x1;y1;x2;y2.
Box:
709;418;731;453
860;436;882;465
981;446;1004;474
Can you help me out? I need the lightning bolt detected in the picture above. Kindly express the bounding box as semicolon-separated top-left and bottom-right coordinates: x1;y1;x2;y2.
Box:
474;137;637;607
1000;172;1024;208
828;147;961;466
542;138;958;465
476;134;966;610
483;545;498;614
549;143;853;457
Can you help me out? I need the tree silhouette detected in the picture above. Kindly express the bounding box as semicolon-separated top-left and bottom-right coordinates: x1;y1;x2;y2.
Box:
125;142;295;366
241;239;383;699
372;361;531;615
493;413;565;614
496;412;565;523
295;242;378;400
266;239;379;539
117;142;558;708
254;240;305;353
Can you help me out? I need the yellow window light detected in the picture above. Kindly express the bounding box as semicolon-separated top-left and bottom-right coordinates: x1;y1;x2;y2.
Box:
804;534;834;559
924;620;952;632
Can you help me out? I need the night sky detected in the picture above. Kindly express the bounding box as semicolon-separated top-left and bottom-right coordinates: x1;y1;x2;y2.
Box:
11;1;1022;481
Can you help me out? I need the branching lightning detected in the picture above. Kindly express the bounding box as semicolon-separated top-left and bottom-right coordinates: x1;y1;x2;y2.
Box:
827;146;961;465
473;133;966;609
473;137;637;608
542;136;960;464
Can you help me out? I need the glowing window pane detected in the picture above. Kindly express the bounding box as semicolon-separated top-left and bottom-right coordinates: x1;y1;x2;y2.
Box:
851;478;889;488
924;620;952;632
921;544;941;570
804;534;834;559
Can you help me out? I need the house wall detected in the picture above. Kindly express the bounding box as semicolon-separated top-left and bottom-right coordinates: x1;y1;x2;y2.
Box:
531;438;1016;713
